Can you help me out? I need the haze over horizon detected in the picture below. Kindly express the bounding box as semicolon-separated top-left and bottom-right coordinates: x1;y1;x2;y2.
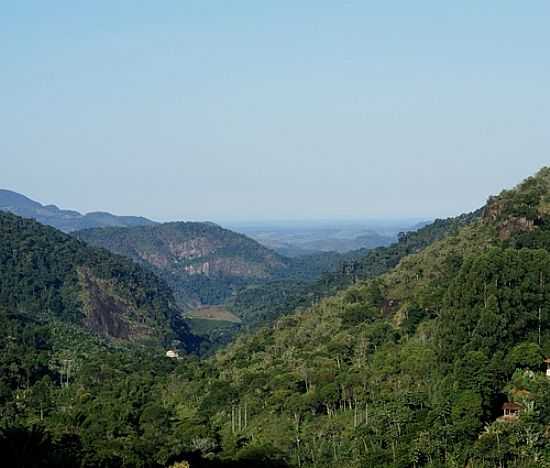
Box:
2;2;549;222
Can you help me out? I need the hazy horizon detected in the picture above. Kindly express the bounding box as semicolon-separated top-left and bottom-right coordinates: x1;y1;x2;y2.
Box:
2;2;549;222
1;185;432;225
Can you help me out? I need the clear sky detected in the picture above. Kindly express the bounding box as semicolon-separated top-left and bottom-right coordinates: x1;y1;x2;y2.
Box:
2;1;549;222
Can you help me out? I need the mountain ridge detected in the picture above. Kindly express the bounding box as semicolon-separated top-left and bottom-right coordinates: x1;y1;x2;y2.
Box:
0;211;199;351
0;189;156;232
190;166;550;466
74;221;292;309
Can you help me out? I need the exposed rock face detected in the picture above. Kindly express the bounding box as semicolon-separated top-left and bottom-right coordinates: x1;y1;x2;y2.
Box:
484;195;537;240
483;196;502;222
183;262;211;275
76;223;288;278
181;256;280;278
78;268;154;340
496;217;536;241
134;237;284;278
168;239;214;259
0;211;197;349
141;252;170;268
141;238;218;268
74;222;291;307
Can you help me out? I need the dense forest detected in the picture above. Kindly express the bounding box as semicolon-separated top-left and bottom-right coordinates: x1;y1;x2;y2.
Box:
74;222;334;308
0;212;198;350
3;168;550;467
73;222;361;348
74;210;480;343
229;209;481;330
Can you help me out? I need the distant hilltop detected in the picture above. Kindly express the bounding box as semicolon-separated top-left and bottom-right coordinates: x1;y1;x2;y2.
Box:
0;189;156;232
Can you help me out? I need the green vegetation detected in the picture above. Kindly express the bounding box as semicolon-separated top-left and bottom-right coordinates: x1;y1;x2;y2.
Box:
229;209;481;330
0;211;198;349
3;169;550;466
186;318;241;355
73;222;368;348
74;213;478;349
74;222;291;308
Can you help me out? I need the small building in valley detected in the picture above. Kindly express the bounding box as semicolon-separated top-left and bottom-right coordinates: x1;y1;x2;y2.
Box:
166;350;179;359
544;358;550;377
501;402;523;420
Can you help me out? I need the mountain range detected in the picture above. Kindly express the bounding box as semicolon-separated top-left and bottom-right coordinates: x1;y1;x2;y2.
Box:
72;222;362;349
0;189;155;232
1;188;371;349
189;166;550;467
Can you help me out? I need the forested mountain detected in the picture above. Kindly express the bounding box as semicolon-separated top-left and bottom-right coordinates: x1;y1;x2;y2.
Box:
187;167;550;466
229;209;481;330
74;222;354;350
74;222;296;309
74;214;475;335
0;189;155;232
0;212;197;350
5;168;550;467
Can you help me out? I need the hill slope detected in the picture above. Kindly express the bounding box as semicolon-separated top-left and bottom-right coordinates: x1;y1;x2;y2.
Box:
75;223;386;351
228;208;481;329
0;189;155;232
74;222;293;309
166;167;550;466
74;213;482;353
0;211;197;350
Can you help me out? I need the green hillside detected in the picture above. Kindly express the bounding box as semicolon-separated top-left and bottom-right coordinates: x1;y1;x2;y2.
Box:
74;222;291;308
229;209;480;330
75;214;479;337
186;167;550;467
73;222;357;349
0;212;197;350
4;169;550;467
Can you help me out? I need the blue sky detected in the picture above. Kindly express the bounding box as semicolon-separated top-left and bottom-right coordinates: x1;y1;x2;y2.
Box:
2;1;549;222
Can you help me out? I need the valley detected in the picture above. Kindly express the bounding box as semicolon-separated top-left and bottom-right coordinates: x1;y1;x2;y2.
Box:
72;219;398;348
3;169;550;467
186;306;241;323
227;220;420;256
3;4;548;466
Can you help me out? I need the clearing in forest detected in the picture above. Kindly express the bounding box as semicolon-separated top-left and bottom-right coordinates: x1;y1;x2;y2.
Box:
186;306;241;323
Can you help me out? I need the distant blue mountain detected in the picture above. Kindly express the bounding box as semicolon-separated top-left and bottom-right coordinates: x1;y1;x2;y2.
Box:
0;189;156;232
